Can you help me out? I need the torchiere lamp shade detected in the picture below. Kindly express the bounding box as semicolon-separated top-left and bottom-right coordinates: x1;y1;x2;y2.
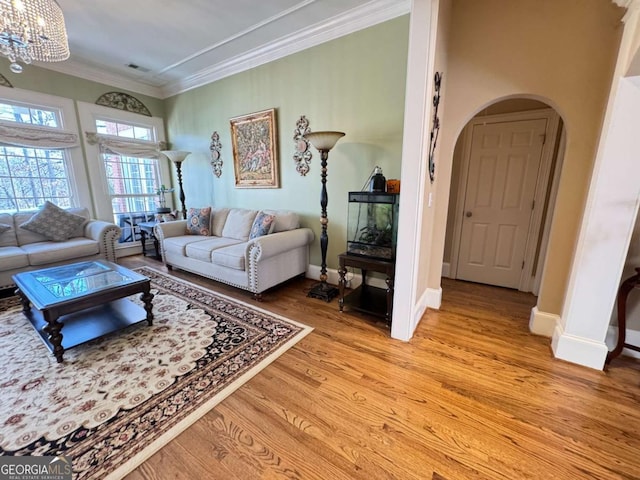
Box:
160;150;191;164
161;151;191;219
304;131;345;152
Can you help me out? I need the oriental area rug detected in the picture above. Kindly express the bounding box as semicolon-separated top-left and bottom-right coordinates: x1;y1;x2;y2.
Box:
0;267;312;479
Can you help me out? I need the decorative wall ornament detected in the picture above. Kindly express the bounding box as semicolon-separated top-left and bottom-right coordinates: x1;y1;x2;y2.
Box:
210;131;223;177
230;108;279;188
0;73;13;88
293;115;312;176
427;72;443;184
95;92;152;116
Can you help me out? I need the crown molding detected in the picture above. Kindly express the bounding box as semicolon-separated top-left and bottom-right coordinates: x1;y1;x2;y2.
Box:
160;0;411;98
38;58;164;99
35;0;409;100
156;0;317;77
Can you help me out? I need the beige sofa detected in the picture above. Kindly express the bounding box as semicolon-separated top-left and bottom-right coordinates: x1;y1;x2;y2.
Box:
155;207;314;299
0;208;121;289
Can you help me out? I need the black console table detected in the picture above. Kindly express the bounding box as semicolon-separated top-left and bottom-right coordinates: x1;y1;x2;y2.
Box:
338;253;395;322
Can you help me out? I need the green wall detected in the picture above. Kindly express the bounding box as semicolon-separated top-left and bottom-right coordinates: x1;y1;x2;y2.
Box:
0;64;165;117
164;16;409;269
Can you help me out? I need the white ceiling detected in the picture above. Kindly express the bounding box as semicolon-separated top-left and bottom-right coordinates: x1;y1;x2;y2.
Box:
41;0;409;99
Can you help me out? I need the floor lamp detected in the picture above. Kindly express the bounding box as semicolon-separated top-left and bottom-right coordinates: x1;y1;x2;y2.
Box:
304;131;345;302
161;150;191;219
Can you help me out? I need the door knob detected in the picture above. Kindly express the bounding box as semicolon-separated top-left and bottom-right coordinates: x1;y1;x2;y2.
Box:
465;211;473;218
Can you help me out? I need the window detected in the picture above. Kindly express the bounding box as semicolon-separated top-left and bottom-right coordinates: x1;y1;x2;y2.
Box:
78;102;167;248
96;119;151;140
0;96;78;213
97;117;163;243
0;102;60;127
103;149;161;243
0;146;72;211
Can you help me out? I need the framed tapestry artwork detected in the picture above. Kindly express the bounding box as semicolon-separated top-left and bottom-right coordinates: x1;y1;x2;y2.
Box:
230;108;279;188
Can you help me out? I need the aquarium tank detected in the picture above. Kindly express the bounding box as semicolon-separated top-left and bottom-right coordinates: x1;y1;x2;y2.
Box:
347;192;399;260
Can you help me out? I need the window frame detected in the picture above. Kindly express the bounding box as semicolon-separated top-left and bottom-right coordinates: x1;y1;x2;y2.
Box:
77;101;168;226
0;86;91;213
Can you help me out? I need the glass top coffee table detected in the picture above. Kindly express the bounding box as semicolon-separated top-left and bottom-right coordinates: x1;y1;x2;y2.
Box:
13;260;153;363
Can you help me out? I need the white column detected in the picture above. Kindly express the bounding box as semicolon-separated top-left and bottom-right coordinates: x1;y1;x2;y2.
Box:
392;0;436;340
552;76;640;369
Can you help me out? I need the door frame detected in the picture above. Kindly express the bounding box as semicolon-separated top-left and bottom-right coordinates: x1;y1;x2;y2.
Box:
448;108;561;292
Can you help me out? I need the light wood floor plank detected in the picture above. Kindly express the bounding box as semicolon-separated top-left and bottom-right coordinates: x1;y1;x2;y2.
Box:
120;257;640;479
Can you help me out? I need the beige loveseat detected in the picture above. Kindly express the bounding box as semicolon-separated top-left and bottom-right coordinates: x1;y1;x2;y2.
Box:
0;208;121;289
155;207;314;299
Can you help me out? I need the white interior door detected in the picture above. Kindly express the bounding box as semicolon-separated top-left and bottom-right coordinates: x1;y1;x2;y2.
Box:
456;118;546;288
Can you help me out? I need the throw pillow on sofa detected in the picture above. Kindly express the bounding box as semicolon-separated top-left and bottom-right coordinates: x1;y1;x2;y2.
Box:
186;207;211;236
249;211;276;240
221;209;258;240
0;223;11;234
20;201;87;241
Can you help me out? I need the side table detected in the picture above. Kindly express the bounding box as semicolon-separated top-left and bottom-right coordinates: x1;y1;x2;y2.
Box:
338;253;395;322
138;221;161;260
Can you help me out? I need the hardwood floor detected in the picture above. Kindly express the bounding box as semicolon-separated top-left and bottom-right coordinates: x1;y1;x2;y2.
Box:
122;256;640;480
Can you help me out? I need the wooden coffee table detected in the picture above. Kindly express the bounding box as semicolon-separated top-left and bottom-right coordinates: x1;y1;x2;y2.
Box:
13;260;153;363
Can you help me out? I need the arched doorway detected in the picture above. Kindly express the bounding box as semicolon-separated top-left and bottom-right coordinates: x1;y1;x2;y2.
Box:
443;97;565;294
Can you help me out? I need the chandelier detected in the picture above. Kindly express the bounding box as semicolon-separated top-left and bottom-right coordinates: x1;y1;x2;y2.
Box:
0;0;69;74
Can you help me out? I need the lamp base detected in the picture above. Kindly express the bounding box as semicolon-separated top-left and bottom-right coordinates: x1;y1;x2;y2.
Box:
307;281;339;302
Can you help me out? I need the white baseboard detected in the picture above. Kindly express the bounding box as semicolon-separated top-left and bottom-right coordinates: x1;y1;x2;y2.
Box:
412;286;442;331
606;326;640;360
414;289;430;331
529;306;559;337
426;287;442;309
115;243;142;258
551;323;609;370
442;262;451;278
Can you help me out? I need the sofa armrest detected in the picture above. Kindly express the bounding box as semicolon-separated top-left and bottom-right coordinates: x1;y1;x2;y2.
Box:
155;220;188;240
84;220;121;262
154;220;188;263
248;228;314;261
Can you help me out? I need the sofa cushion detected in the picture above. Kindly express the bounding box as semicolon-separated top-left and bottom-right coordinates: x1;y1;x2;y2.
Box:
221;209;258;241
263;210;300;232
211;208;230;237
249;211;276;240
162;236;213;257
0;246;29;271
21;238;100;266
185;237;243;262
186;207;211;236
0;223;10;234
20;202;87;241
212;243;248;271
